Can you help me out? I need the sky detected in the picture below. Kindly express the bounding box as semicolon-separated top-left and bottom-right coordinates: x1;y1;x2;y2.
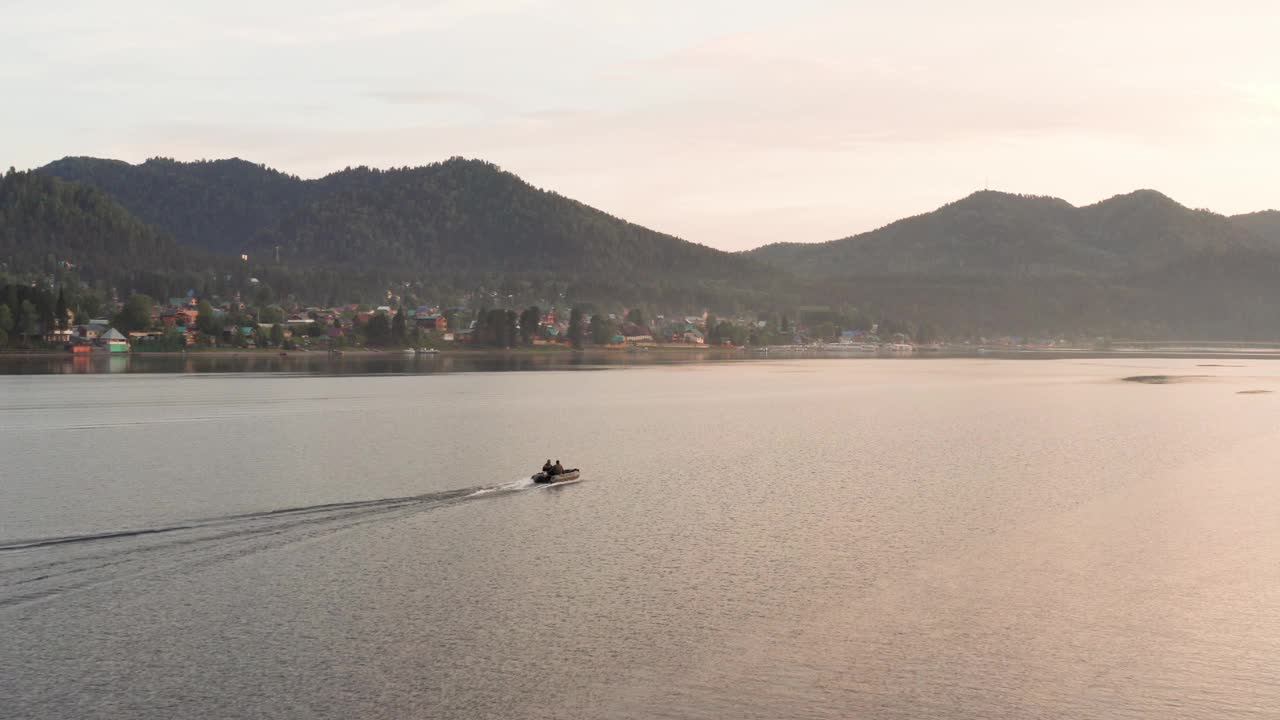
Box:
5;0;1279;250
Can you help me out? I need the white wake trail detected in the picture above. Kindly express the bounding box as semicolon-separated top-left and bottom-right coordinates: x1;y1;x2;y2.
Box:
466;476;537;497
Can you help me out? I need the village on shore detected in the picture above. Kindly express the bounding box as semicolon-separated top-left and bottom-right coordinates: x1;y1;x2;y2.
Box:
7;285;1266;359
7;289;971;356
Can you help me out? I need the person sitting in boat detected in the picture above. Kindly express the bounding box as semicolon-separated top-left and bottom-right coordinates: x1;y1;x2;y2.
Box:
542;459;553;475
552;460;564;476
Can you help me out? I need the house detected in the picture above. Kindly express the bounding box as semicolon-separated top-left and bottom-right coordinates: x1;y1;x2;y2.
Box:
43;327;73;345
161;308;198;328
416;315;448;332
620;321;653;343
75;324;104;341
100;328;129;352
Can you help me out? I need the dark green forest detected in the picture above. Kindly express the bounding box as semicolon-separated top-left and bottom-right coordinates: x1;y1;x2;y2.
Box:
41;157;312;255
0;169;232;298
748;190;1280;339
8;157;1280;340
41;157;793;310
748;190;1278;277
1229;210;1280;242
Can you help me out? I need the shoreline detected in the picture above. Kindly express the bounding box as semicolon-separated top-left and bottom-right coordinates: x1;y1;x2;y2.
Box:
6;345;1280;364
0;345;747;359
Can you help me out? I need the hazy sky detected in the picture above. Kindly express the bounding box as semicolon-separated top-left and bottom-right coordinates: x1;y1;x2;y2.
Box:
5;0;1279;250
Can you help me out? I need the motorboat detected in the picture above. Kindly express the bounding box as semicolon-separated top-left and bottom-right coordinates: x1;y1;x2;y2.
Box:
532;469;580;484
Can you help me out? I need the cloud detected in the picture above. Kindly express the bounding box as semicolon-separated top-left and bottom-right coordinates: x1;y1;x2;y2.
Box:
6;0;1280;249
364;90;499;108
603;4;1269;149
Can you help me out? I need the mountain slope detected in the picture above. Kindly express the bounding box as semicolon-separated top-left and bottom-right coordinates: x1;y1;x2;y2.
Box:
43;157;312;255
256;160;758;278
24;156;1280;338
0;169;213;284
41;156;786;303
749;190;1259;278
1074;190;1251;267
749;189;1280;339
752;191;1106;277
1231;210;1280;245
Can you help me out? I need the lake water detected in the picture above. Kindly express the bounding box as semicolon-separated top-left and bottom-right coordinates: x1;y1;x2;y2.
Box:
3;358;1280;718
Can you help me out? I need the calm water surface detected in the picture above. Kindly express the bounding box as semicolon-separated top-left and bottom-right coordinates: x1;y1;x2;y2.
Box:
3;358;1279;718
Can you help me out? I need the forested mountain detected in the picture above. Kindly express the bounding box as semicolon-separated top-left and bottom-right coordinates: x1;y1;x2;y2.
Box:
256;160;760;279
15;155;1280;338
40;156;788;307
0;169;221;290
1074;190;1255;268
43;157;311;255
1230;210;1280;245
749;190;1280;339
748;190;1263;278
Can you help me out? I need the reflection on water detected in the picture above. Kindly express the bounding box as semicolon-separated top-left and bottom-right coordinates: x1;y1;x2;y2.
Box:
0;351;750;375
9;348;1280;376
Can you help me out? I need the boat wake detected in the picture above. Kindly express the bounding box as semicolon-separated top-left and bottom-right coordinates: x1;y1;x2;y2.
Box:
0;477;546;610
466;475;537;496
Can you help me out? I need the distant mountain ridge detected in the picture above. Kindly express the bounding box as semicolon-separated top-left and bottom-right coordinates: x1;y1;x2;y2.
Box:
41;156;788;307
15;156;1280;338
42;157;309;256
742;189;1280;339
0;169;213;284
1230;209;1280;243
747;189;1274;278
